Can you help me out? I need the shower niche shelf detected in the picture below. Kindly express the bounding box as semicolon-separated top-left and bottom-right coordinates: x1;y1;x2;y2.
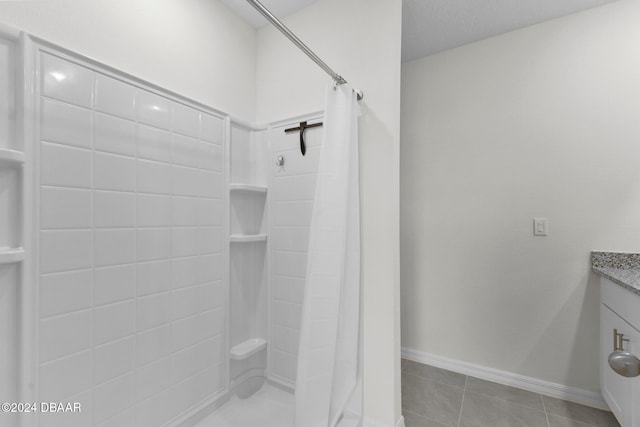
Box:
230;338;267;361
0;247;24;264
230;181;267;238
0;148;24;166
230;183;267;194
230;234;267;243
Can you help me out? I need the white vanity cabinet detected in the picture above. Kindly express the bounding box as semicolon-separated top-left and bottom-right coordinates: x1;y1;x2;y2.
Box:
601;278;640;427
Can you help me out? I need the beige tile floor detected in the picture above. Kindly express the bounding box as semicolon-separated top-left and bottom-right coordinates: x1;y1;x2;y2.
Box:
402;359;621;427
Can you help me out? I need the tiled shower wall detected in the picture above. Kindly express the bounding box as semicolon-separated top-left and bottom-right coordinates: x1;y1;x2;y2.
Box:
0;31;18;427
268;118;322;388
37;52;226;427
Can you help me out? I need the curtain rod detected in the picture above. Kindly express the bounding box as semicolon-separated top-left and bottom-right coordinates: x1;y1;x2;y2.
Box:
246;0;363;101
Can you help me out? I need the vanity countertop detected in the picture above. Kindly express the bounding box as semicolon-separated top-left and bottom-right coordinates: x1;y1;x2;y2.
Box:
592;251;640;296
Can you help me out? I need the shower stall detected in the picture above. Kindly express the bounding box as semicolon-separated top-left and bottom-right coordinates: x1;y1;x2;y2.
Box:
0;5;362;424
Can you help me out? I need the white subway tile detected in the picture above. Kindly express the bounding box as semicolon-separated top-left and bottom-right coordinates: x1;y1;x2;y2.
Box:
94;152;136;192
197;254;222;283
135;356;174;402
40;309;92;362
94;300;135;346
137;194;171;227
138;124;171;163
41;99;92;149
172;366;221;418
199;170;223;199
171;103;199;138
137;91;170;130
137;292;172;332
136;260;172;296
197;226;222;254
171;256;200;289
271;226;310;253
271;275;305;304
208;308;225;336
171;133;200;168
137;159;171;194
136;228;171;262
136;323;173;367
198;281;221;312
94;191;136;228
272;324;300;355
42;53;93;108
271;349;297;382
94;229;136;267
40;269;93;318
172;283;210;320
93;372;135;425
171;165;200;197
172;227;199;258
40;187;92;229
172;313;205;352
94;264;136;306
40;230;92;274
200;114;223;144
272;174;316;202
40;142;92;189
271;300;302;329
172;336;221;385
207;281;225;310
93;336;135;386
39;350;92;402
94;113;136;157
199;141;223;171
95;406;136;427
273;200;314;226
273;251;307;278
172;196;199;226
95;73;136;120
174;364;222;406
199;199;223;226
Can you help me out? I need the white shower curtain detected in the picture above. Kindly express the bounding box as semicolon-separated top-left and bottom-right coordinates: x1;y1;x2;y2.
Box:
295;83;362;427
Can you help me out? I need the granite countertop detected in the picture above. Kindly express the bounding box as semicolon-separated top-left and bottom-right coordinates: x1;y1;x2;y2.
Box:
592;251;640;296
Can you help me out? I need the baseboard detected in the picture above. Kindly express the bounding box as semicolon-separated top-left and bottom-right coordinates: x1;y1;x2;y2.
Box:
401;347;609;411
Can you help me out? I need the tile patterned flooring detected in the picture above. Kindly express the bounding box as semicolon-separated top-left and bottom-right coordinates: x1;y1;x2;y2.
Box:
402;359;621;427
196;359;620;427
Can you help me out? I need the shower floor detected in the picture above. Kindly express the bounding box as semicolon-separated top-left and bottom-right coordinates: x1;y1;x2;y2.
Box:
195;384;295;427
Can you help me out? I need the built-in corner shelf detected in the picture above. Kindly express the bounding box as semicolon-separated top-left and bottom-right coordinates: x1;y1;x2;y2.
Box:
0;148;25;166
230;234;267;243
0;247;25;264
230;338;267;361
230;184;267;194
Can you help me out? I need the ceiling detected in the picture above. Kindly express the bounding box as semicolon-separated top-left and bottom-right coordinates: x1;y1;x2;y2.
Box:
219;0;318;28
222;0;621;62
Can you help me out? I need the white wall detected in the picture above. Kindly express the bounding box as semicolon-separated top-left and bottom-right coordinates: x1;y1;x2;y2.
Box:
0;0;256;121
401;0;640;394
256;0;403;425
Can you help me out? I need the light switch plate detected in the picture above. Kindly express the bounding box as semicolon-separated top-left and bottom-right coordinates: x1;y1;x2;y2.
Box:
534;218;548;236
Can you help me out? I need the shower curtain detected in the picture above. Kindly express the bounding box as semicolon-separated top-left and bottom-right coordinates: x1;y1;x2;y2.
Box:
294;83;362;427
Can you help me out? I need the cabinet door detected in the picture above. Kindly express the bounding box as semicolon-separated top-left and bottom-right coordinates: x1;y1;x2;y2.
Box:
601;303;640;427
